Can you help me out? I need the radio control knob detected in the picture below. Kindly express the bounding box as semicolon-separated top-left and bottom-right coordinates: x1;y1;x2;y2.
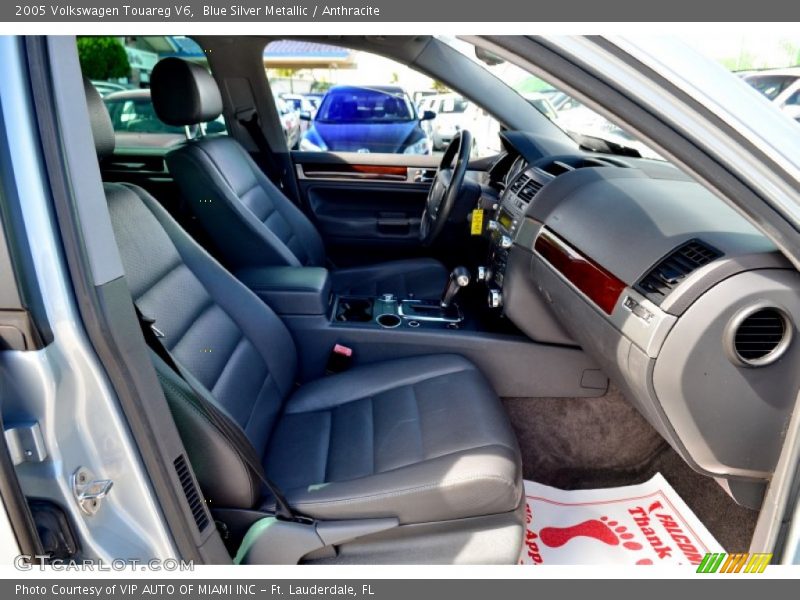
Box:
487;220;500;231
499;235;513;249
477;266;488;281
488;289;503;308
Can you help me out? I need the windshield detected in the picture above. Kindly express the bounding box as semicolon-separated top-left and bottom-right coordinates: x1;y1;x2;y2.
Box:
317;88;415;123
438;36;663;160
744;74;798;100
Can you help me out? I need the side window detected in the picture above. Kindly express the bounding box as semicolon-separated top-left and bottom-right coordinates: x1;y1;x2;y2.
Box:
784;89;800;123
77;36;228;145
264;40;502;157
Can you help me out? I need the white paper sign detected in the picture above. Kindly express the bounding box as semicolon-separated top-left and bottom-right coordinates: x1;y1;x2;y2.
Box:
520;473;724;565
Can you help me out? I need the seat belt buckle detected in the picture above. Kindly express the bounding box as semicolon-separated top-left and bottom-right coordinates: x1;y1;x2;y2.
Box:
139;311;165;338
325;344;353;375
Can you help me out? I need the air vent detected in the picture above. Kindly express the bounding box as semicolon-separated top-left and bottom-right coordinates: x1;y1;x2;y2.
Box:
174;455;209;531
517;179;543;203
509;174;530;194
727;305;793;367
635;239;721;305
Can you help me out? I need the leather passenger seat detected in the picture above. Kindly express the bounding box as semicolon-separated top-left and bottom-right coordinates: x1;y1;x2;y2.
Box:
149;57;447;300
84;78;523;564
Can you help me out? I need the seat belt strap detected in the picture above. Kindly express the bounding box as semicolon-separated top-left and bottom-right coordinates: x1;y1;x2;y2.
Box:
134;304;299;522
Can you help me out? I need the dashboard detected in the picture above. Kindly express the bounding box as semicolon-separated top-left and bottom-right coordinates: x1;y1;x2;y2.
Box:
486;131;800;507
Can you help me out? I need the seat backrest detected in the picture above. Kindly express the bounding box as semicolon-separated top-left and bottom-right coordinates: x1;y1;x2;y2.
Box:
84;76;295;509
150;57;325;270
166;137;325;269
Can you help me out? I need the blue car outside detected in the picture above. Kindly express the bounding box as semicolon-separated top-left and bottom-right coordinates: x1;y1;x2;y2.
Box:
299;85;433;154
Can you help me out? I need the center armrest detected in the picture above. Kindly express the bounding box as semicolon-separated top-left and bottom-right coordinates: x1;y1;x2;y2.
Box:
236;266;332;316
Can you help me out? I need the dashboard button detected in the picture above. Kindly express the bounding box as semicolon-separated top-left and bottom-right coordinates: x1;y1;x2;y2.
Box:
488;289;503;308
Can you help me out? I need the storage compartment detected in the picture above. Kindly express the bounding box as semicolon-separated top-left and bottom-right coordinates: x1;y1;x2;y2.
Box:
236;266;331;316
335;297;374;322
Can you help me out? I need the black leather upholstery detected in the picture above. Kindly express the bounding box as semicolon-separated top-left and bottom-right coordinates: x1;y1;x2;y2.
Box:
87;71;522;531
150;58;447;299
265;355;522;523
151;57;224;126
104;179;522;522
166;136;327;268
235;266;331;315
331;258;449;299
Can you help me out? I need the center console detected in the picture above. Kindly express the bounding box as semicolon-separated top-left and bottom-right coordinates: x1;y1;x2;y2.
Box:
479;165;554;310
335;293;463;330
235;251;606;400
237;264;467;331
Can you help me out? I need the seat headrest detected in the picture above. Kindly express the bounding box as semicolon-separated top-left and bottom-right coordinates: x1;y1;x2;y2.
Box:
151;58;223;126
83;77;115;159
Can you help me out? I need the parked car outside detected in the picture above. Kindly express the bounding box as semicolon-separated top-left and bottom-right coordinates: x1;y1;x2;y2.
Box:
103;88;226;149
462;102;503;156
299;85;434;154
420;93;470;150
551;95;662;159
542;89;583;112
522;92;559;121
281;93;317;134
276;96;301;149
742;68;800;121
91;79;132;97
304;92;325;109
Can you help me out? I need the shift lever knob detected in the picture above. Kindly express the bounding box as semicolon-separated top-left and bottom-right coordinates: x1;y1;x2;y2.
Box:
440;266;471;308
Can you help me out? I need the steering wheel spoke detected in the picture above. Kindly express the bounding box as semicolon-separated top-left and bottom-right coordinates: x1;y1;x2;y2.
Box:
419;130;472;245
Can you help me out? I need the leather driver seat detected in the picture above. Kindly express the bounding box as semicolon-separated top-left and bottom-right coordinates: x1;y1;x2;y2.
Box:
149;57;447;299
84;78;523;564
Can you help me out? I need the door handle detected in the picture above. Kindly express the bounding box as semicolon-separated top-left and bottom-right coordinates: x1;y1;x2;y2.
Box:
377;212;411;235
411;168;437;183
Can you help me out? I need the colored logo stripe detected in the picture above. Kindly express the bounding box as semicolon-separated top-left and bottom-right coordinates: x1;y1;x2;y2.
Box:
696;553;772;573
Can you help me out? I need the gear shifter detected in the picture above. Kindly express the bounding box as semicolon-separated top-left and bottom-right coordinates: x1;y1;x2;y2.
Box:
440;266;471;308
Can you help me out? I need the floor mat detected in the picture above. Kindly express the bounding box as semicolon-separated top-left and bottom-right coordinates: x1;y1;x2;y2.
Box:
503;391;759;551
520;473;723;565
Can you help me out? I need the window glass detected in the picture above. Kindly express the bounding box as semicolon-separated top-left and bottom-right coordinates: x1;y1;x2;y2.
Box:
316;88;416;122
265;40;502;157
743;75;797;100
77;36;228;146
105;95;184;134
438;36;664;159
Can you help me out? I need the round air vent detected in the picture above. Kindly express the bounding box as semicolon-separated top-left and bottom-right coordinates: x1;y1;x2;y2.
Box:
726;305;793;367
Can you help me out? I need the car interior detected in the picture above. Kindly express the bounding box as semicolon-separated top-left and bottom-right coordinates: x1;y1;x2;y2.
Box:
57;34;799;563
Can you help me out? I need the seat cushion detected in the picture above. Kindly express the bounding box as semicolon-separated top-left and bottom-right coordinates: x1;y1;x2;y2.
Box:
330;258;448;299
263;354;522;524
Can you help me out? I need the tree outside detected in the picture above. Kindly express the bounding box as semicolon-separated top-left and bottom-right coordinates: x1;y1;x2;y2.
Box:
77;36;130;81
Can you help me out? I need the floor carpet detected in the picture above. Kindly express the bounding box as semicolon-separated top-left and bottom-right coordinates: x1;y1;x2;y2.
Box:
503;387;759;552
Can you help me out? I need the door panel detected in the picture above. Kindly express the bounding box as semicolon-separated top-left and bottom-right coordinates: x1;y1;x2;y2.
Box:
293;151;439;264
308;182;426;242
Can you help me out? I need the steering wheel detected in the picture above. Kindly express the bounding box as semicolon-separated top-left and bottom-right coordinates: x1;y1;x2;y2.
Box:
419;130;472;246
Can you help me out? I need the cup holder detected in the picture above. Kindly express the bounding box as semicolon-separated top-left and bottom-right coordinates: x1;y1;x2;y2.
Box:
376;313;402;329
336;298;373;322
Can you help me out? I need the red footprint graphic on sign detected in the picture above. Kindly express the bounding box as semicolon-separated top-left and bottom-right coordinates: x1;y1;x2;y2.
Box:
539;516;643;551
